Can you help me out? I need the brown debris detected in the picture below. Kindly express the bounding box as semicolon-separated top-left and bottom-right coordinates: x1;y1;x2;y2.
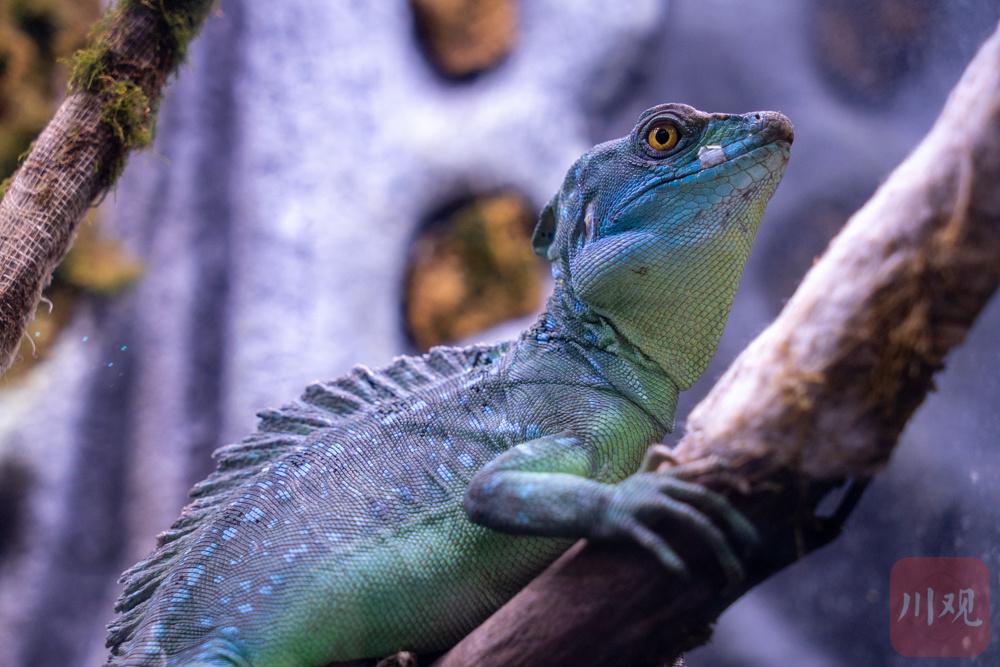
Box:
405;192;544;349
410;0;517;78
0;0;103;178
56;219;143;295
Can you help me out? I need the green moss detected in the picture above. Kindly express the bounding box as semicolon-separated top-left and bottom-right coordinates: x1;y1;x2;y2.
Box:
67;28;151;185
0;176;11;201
142;0;213;68
68;43;108;91
62;0;212;189
66;0;121;93
101;79;152;146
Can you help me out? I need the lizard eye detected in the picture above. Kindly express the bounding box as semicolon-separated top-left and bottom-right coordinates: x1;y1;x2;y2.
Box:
646;122;679;152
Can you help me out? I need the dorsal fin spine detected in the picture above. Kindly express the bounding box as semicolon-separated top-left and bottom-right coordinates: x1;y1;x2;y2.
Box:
106;342;509;655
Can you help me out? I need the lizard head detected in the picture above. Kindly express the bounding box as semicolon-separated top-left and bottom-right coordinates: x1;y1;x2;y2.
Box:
533;103;792;388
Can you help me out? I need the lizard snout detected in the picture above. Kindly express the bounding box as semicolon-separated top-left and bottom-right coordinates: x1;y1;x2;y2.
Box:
747;111;794;145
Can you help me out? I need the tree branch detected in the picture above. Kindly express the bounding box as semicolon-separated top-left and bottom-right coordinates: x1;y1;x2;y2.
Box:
0;0;214;374
436;19;1000;667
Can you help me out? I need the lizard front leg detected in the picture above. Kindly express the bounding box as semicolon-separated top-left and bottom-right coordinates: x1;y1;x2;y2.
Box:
464;433;758;582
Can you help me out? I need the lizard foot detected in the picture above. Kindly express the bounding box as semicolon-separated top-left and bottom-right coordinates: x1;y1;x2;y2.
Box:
596;472;758;584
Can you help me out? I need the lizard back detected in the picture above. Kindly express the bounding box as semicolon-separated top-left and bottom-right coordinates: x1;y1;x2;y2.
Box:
108;342;524;663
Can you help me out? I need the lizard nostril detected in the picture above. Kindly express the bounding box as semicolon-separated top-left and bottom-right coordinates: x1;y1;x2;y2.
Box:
749;111;795;145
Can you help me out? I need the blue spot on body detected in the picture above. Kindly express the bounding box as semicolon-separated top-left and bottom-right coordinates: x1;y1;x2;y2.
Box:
436;464;454;482
269;574;283;584
458;452;475;467
243;507;264;523
240;580;252;592
526;425;542;439
259;585;273;595
222;527;237;541
238;603;253;614
220;626;240;637
185;564;205;586
284;544;309;562
199;617;213;628
152;622;166;638
201;542;218;557
170;588;191;604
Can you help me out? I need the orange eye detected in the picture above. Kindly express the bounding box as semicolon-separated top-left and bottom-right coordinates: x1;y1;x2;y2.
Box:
646;122;679;151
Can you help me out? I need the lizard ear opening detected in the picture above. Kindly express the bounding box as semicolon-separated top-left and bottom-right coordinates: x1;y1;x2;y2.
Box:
531;196;559;260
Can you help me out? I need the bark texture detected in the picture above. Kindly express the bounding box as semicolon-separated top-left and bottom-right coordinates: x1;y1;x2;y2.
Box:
437;19;1000;667
0;0;214;374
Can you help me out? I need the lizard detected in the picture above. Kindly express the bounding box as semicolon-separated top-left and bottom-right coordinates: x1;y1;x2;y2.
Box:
106;102;793;666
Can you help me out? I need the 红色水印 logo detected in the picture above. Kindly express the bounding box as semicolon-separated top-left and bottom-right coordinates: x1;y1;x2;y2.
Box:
890;557;990;657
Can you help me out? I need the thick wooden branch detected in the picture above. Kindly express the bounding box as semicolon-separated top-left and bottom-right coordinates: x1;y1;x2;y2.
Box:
437;20;1000;667
0;0;214;374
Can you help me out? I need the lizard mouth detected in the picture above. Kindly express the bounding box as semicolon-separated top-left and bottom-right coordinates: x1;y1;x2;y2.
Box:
611;137;791;224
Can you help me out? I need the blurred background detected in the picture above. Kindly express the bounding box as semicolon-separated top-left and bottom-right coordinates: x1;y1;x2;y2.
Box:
1;1;999;665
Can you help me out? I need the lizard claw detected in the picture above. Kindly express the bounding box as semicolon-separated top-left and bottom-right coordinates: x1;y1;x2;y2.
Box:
616;516;689;576
596;472;758;585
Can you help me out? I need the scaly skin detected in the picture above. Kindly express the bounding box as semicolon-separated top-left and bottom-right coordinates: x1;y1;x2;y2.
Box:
106;103;792;666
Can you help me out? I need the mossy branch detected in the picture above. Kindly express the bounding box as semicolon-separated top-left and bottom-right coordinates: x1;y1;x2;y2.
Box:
435;19;1000;667
0;0;214;374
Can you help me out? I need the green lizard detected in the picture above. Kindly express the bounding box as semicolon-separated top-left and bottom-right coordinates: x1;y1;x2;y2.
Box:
106;102;792;666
